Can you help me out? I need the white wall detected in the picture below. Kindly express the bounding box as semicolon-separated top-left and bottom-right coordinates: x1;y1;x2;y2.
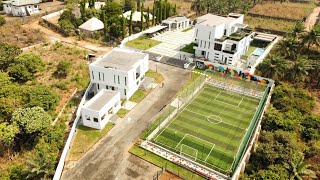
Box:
5;4;40;16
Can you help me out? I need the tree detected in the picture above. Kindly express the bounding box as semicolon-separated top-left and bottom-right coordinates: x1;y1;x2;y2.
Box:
286;56;312;83
159;0;163;22
121;15;127;39
8;53;44;82
100;2;123;39
152;7;155;26
12;107;51;135
255;55;287;80
0;43;22;70
302;25;320;50
191;0;206;15
79;0;87;21
285;152;317;180
289;22;305;38
173;4;177;15
55;60;71;77
0;122;19;146
163;0;167;20
129;10;133;35
166;3;171;18
0;15;5;26
23;86;59;111
124;0;136;11
146;7;150;28
88;0;95;9
101;10;108;41
277;38;300;59
140;3;144;31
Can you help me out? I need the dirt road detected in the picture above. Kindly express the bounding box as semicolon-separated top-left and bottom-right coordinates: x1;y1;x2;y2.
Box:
61;61;191;180
304;6;320;31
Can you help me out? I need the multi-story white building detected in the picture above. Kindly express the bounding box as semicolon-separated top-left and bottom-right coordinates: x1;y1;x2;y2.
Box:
194;13;254;66
89;48;149;100
2;0;41;16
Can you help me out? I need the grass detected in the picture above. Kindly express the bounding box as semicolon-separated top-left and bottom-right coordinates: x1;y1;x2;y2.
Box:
129;145;205;180
117;108;130;118
125;36;161;50
244;39;270;56
129;89;151;103
249;2;316;20
245;16;297;33
145;69;164;84
68;123;114;161
178;72;201;94
182;27;193;32
152;85;260;173
180;43;195;54
245;46;257;56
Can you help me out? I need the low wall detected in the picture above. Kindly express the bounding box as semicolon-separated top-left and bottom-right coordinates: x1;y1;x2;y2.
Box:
41;9;69;37
53;82;93;180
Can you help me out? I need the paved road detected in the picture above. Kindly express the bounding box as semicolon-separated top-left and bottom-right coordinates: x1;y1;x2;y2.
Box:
62;61;191;180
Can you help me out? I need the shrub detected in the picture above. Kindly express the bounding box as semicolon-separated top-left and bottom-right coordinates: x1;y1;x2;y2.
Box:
55;60;72;77
0;15;5;26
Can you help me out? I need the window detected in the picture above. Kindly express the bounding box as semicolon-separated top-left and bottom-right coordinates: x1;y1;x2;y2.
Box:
118;76;120;84
204;41;206;49
103;73;105;81
98;72;101;80
207;52;210;59
214;43;222;51
97;84;100;90
209;32;211;39
111;86;115;90
92;71;94;79
106;86;108;89
208;42;210;49
224;29;227;35
200;41;202;47
93;118;98;122
231;44;236;51
196;29;198;37
86;116;90;121
125;77;127;86
124;89;126;96
114;75;116;83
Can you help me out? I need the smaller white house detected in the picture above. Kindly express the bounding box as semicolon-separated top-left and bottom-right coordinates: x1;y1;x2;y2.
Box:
161;16;190;31
2;0;40;16
89;48;149;100
78;17;104;36
81;89;121;129
123;10;153;22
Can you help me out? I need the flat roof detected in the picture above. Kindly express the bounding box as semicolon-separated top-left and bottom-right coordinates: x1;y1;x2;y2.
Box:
145;25;167;34
85;90;119;111
197;14;237;26
92;49;147;71
162;16;188;23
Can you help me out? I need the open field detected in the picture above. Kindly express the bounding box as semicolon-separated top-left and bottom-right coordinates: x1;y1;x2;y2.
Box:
144;0;193;16
152;84;261;172
27;42;91;114
249;2;316;20
245;16;296;33
125;36;161;50
68;123;114;161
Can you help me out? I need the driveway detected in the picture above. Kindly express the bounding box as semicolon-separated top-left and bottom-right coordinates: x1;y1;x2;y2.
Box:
61;61;191;180
147;28;195;59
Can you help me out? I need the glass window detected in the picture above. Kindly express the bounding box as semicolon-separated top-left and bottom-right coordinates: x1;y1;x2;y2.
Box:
214;43;222;51
93;118;98;122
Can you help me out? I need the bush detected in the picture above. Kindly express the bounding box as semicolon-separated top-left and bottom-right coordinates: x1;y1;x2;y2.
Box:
0;15;5;26
55;60;72;77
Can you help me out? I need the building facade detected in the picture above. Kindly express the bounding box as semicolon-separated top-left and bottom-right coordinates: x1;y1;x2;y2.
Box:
161;16;190;31
194;13;254;66
81;90;121;129
3;0;40;16
89;48;149;100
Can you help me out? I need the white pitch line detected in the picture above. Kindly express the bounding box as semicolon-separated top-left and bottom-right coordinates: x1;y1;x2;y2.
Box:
237;97;244;107
213;91;221;100
175;134;187;149
205;144;216;162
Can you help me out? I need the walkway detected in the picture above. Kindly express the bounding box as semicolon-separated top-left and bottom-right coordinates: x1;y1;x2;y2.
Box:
147;28;195;59
304;6;320;31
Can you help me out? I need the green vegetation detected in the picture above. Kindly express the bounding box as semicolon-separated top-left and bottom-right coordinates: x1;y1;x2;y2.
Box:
55;60;72;77
182;27;192;32
129;89;151;103
152;85;260;173
117;108;130;118
180;43;195;54
129;145;205;180
0;15;5;26
125;36;161;50
245;39;270;56
244;16;296;33
145;69;164;84
68;123;114;161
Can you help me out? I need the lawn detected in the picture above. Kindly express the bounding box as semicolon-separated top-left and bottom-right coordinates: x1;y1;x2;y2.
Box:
68;123;114;161
152;85;260;173
117;108;130;118
129;89;151;103
245;39;270;56
182;27;193;32
125;36;161;50
249;2;316;20
129;145;205;180
145;69;164;84
180;43;195;54
245;16;296;33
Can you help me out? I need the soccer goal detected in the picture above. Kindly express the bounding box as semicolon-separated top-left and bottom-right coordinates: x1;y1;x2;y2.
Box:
180;144;198;161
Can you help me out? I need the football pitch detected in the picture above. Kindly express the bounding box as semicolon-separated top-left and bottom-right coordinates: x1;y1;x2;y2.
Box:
152;84;261;172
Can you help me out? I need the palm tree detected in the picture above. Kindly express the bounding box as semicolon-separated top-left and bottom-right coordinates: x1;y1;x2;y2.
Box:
309;61;320;87
191;0;206;15
289;22;305;38
302;25;320;50
285;152;317;180
286;56;312;83
277;38;300;59
255;55;287;80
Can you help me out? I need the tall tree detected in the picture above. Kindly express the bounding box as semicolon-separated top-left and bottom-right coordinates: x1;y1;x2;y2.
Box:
277;38;300;60
289;22;305;39
121;15;127;39
191;0;206;15
163;0;167;20
79;0;87;21
285;153;317;180
159;0;163;23
137;0;141;11
140;3;144;31
129;10;133;35
101;10;109;41
173;4;177;15
152;7;155;26
146;7;150;28
256;55;287;80
0;42;22;71
302;25;320;50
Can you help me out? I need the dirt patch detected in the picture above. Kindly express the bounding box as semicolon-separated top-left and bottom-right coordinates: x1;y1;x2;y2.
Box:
159;172;182;180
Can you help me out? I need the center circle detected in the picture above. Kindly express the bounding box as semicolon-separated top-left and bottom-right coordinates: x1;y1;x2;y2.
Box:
206;115;222;124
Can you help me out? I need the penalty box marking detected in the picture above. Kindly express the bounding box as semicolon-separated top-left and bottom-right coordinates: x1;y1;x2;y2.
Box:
206;87;244;108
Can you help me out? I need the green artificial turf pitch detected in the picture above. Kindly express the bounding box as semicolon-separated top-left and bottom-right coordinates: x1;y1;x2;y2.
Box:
152;84;260;172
